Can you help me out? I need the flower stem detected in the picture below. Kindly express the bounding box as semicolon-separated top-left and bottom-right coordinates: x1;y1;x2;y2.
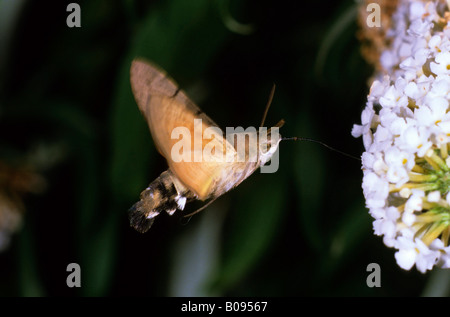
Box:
425;149;449;172
422;221;449;245
408;172;438;182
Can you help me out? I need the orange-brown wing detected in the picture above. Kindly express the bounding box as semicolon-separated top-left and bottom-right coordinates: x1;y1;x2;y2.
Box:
130;58;219;129
130;59;237;200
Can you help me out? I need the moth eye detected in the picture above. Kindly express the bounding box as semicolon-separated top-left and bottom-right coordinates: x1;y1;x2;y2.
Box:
259;142;270;154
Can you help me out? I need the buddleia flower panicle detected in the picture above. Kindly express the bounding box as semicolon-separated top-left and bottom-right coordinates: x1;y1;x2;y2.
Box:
353;0;450;272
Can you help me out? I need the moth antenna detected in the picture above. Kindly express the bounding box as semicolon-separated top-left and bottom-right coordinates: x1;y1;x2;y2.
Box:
274;119;285;128
282;137;361;161
182;196;219;218
260;84;276;127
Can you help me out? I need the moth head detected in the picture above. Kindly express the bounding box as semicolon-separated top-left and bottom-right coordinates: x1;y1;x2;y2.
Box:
259;127;282;166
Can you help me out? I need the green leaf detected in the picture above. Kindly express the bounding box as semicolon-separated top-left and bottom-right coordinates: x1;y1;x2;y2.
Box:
17;220;45;297
294;110;326;251
80;211;120;296
323;202;372;275
421;268;450;297
168;207;225;296
314;4;358;80
212;172;287;293
109;59;153;200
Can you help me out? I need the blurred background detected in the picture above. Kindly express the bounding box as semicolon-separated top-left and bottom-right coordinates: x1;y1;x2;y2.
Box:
0;0;448;296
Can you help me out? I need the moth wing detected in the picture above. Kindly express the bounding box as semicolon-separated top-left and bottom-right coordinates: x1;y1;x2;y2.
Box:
130;58;219;128
130;59;237;200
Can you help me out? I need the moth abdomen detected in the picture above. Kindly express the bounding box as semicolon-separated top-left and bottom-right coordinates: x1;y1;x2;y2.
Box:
128;201;155;234
128;170;192;233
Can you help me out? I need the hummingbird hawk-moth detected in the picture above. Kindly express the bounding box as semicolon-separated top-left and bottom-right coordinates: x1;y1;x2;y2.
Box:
128;59;283;233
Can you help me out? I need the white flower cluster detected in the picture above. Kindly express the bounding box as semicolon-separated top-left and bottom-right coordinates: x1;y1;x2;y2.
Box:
353;0;450;273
